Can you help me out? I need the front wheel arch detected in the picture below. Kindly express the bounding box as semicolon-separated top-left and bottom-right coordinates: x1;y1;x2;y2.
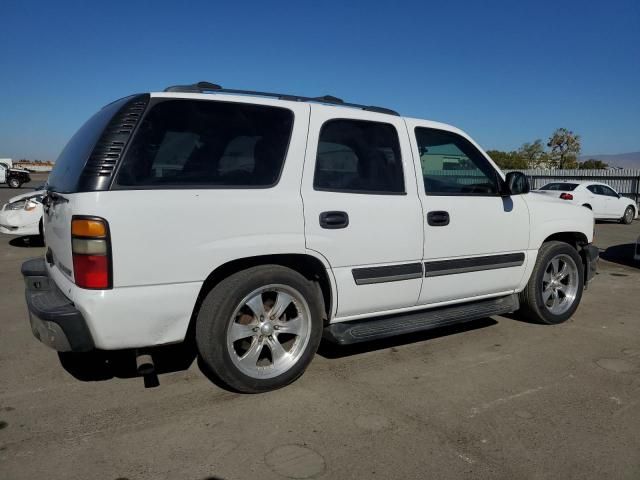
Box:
519;240;584;324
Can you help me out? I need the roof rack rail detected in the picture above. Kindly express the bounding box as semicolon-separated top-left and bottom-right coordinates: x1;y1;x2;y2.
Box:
163;81;399;116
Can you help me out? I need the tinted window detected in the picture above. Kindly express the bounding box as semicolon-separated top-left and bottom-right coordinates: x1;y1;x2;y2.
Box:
47;96;135;193
415;128;499;195
116;100;293;188
587;184;616;196
313;119;404;194
540;183;579;191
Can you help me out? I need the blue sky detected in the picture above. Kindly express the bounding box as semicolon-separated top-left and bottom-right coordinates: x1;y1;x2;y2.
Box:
1;0;639;160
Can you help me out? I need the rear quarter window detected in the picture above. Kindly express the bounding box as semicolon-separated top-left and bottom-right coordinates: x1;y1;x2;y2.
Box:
115;99;294;188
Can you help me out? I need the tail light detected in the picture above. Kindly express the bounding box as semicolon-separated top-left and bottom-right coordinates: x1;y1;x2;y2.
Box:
71;216;112;289
560;193;574;200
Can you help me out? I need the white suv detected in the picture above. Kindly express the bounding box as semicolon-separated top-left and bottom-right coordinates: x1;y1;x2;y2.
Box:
23;82;598;392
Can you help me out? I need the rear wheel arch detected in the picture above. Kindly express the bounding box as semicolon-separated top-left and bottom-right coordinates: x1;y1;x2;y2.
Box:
190;254;334;335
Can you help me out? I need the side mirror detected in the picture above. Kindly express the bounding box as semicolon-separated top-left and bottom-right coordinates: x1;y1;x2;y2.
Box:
503;171;530;196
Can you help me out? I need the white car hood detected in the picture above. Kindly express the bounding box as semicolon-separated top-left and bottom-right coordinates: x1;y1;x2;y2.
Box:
8;191;43;204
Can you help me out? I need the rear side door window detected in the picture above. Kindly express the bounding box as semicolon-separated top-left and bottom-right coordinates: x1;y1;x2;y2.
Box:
313;119;405;194
414;127;500;195
115;100;294;188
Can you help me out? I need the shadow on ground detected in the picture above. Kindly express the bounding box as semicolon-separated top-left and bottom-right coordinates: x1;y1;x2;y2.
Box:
8;235;44;248
58;317;499;390
601;243;639;269
58;341;197;386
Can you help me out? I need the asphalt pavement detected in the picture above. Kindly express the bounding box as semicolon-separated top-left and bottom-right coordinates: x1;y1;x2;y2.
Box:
1;174;639;479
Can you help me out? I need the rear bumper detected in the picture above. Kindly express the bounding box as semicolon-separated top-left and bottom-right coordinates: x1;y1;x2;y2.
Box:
22;257;94;352
583;244;599;284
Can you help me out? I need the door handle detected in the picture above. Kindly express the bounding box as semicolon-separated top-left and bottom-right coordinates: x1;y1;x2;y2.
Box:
319;211;349;229
427;211;450;226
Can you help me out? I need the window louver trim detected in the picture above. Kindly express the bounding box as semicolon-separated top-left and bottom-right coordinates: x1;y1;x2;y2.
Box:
77;94;150;191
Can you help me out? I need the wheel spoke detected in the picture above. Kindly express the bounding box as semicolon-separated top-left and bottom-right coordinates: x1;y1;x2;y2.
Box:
239;337;264;367
266;336;288;365
269;291;293;320
550;258;560;275
556;262;568;280
246;294;266;319
229;322;257;342
543;270;552;283
542;288;553;303
550;290;559;309
275;316;303;335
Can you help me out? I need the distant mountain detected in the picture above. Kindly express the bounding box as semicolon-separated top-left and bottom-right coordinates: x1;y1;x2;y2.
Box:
579;152;640;169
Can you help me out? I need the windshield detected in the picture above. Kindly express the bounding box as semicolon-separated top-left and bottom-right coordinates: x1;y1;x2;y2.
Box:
540;182;579;191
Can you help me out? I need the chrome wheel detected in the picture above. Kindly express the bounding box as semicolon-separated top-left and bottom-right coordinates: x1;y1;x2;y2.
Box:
624;207;634;224
541;254;579;315
226;284;312;379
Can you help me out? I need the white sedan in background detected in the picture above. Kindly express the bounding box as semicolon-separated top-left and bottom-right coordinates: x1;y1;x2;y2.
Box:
0;190;45;237
535;181;638;224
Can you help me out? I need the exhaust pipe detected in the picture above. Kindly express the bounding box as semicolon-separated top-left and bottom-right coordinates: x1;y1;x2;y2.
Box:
135;351;155;376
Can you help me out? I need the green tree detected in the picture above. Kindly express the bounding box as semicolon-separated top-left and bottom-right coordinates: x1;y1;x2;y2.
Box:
486;150;528;169
547;128;581;169
518;139;548;168
578;159;608;169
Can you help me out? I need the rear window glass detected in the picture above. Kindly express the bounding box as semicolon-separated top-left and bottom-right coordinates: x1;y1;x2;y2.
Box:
540;183;578;191
47;96;134;193
115;100;294;188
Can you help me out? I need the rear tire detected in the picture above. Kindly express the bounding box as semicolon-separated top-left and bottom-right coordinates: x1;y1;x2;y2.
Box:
196;265;324;393
621;206;634;225
518;241;584;325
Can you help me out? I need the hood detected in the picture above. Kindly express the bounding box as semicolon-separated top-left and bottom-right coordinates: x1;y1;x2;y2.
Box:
8;190;43;204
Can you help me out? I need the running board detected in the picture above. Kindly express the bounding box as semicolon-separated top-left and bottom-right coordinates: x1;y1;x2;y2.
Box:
323;294;519;345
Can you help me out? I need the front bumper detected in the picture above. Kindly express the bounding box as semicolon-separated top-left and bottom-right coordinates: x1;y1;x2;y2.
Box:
0;210;40;236
583;244;599;284
22;257;94;352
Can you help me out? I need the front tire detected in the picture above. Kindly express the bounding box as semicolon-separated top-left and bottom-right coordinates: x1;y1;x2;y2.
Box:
196;265;324;393
7;177;20;188
518;241;584;324
621;206;634;225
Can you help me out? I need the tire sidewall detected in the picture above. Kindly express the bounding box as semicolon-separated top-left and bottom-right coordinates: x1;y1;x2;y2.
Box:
197;266;324;393
623;206;634;224
531;243;584;324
